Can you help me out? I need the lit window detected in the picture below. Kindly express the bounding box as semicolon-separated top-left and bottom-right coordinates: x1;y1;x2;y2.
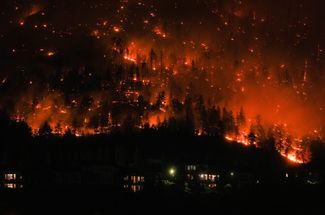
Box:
131;185;142;192
131;176;136;183
186;165;197;171
129;176;144;184
4;183;16;189
209;175;217;182
187;174;193;180
199;174;208;180
208;183;217;188
5;174;16;181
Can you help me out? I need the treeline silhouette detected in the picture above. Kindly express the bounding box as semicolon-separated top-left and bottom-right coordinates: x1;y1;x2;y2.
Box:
1;109;325;180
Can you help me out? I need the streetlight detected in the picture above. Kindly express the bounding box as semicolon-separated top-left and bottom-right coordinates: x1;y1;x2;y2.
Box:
169;167;176;177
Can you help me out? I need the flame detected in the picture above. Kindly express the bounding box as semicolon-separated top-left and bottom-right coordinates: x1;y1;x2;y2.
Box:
224;131;252;147
144;112;168;127
124;55;136;62
7;17;324;164
283;152;304;164
113;26;121;33
47;51;55;57
273;124;311;164
225;135;234;142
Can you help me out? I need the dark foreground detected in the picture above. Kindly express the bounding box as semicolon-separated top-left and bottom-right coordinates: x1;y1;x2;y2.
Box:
1;184;324;215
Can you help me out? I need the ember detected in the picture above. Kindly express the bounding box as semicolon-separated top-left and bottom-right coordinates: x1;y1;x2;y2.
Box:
1;0;325;165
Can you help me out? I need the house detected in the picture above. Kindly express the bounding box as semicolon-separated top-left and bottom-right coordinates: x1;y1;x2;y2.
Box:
1;171;23;189
184;164;220;193
123;174;145;192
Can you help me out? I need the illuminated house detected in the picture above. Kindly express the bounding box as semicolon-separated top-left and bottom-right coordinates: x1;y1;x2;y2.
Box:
123;174;145;192
184;164;219;193
197;173;219;190
1;171;23;189
184;164;197;181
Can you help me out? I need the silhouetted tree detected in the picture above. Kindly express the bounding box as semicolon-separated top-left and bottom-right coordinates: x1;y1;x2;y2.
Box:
222;108;235;133
207;106;221;136
250;115;266;147
236;107;246;128
172;98;184;113
185;95;195;133
155;91;166;109
38;121;53;137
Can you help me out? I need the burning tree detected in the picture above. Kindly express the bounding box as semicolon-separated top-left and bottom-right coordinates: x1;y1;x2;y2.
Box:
272;124;311;164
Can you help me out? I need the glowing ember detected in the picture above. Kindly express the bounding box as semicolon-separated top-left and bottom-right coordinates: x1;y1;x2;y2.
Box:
225;131;252;147
273;124;311;164
47;51;55;57
113;26;121;33
2;0;325;165
153;26;167;38
284;152;304;164
225;135;234;142
124;55;136;62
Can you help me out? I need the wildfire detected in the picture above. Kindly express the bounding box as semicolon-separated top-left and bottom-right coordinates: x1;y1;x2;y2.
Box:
284;152;304;164
153;26;167;38
225;135;234;142
273;124;311;164
226;132;308;164
146;113;167;127
124;55;136;62
223;121;312;164
47;51;55;57
113;26;121;33
224;131;252;147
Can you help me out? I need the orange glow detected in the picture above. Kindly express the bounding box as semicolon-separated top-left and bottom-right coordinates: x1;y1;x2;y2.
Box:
47;51;55;57
153;26;167;38
233;10;244;18
113;26;121;33
272;123;311;164
8;18;324;164
145;112;168;127
224;131;252;147
13;93;104;136
225;135;234;142
19;4;43;26
284;152;304;164
28;5;42;17
124;55;136;62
